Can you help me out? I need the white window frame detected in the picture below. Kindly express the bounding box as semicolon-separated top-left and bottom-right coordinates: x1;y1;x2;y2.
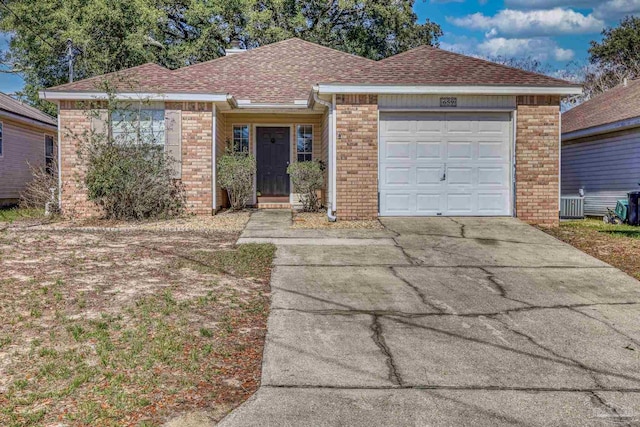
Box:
110;102;165;146
232;124;250;153
296;124;313;162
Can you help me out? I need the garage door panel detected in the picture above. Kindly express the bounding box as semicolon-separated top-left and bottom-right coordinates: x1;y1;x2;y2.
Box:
416;167;443;185
385;167;412;185
416;194;443;214
383;140;413;160
478;141;508;160
416;141;442;159
448;142;473;160
379;112;512;217
478;167;508;185
447;167;473;185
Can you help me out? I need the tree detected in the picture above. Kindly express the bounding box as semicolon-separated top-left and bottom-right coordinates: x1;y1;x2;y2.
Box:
0;0;441;114
584;16;640;97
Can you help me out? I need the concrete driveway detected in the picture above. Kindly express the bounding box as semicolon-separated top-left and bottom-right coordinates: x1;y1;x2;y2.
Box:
222;212;640;426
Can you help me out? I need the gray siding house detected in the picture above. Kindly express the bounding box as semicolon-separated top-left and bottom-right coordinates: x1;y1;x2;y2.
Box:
562;79;640;216
0;93;57;205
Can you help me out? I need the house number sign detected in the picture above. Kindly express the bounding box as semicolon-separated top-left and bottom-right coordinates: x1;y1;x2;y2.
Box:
440;97;458;107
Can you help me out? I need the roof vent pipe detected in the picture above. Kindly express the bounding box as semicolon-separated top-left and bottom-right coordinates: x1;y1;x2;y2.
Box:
225;39;247;56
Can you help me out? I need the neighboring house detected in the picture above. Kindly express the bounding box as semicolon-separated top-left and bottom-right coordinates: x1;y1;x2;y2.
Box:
562;79;640;217
40;38;581;226
0;92;58;206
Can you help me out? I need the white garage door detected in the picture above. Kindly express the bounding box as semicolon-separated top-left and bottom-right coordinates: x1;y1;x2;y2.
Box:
379;112;512;216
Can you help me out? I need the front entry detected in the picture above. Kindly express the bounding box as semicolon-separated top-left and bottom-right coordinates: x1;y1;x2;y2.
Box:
256;127;291;196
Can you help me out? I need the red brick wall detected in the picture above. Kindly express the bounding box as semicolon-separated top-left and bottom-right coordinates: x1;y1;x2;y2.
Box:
58;101;214;218
58;101;102;217
179;102;213;215
515;96;561;227
335;95;378;220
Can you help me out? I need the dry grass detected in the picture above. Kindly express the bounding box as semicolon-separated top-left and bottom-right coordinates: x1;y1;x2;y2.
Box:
543;218;640;280
0;228;275;426
291;212;384;229
24;211;251;234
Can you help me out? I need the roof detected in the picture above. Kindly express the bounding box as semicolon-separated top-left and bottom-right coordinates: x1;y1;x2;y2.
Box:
47;63;175;93
325;45;579;87
562;79;640;135
0;92;56;126
44;38;579;105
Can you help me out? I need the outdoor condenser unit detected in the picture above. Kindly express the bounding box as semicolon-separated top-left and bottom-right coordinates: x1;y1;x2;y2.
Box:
560;196;584;219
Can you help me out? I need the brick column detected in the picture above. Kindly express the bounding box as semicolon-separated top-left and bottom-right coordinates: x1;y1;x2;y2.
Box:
335;95;378;220
515;96;561;227
58;101;102;218
179;102;213;215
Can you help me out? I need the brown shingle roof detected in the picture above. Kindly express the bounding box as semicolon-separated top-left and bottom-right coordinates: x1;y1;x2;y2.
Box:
170;38;375;103
0;92;56;126
562;79;640;135
46;38;579;104
47;63;175;93
325;45;579;87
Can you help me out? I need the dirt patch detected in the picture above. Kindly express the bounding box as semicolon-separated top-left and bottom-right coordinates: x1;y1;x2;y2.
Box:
543;219;640;280
291;212;384;230
0;228;274;426
15;211;251;234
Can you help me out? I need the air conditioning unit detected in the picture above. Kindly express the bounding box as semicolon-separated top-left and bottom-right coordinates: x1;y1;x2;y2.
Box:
560;196;584;219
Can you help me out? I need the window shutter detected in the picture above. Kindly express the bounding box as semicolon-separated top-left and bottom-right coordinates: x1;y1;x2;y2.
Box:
90;109;108;136
165;110;182;179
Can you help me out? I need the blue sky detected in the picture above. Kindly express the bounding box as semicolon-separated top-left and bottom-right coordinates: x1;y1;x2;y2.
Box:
0;1;638;93
415;0;640;70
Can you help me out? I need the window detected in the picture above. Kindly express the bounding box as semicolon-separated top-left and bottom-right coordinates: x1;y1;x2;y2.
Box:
111;108;165;145
233;125;250;153
45;134;55;175
0;122;3;157
296;125;312;162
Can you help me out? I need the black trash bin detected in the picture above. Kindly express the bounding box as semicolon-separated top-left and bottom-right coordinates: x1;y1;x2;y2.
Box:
628;191;640;226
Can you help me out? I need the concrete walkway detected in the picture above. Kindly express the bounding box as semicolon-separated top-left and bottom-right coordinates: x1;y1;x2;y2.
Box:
220;211;640;426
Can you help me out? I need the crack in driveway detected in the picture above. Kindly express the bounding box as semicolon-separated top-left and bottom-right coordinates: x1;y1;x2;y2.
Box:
371;314;403;386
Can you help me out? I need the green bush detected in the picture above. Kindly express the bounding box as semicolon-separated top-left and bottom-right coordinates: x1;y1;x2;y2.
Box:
84;142;185;220
217;151;256;210
287;160;324;212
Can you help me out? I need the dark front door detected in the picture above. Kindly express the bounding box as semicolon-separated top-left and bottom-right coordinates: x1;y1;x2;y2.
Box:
256;127;290;196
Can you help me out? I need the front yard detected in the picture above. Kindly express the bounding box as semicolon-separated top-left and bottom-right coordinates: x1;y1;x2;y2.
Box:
544;218;640;279
0;219;274;426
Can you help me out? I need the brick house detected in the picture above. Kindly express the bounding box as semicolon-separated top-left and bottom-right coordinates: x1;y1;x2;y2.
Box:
40;38;581;226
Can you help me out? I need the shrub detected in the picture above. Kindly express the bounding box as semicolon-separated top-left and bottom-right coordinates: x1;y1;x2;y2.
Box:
83;142;185;220
217;151;256;210
287;160;324;212
20;159;58;213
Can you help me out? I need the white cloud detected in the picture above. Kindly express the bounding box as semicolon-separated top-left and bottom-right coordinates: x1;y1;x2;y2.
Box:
503;0;640;20
474;37;574;62
448;8;604;37
593;0;640;20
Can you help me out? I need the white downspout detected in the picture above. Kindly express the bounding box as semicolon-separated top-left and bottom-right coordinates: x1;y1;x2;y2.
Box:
57;101;62;211
212;103;217;214
312;89;337;221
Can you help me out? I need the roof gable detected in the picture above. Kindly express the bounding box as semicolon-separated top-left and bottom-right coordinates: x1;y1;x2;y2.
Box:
562;79;640;135
0;93;56;126
326;45;579;87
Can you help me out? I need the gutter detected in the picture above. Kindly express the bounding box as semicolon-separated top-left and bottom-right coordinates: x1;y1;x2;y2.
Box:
312;88;337;222
316;84;583;96
562;116;640;141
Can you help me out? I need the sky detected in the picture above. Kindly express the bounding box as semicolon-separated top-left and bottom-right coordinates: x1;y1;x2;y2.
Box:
414;0;640;70
0;0;638;94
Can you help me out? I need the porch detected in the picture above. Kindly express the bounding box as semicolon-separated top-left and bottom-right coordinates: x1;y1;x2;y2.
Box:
214;112;329;211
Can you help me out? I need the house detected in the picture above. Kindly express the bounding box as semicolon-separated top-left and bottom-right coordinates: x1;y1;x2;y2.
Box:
39;38;581;226
0;92;58;206
562;79;640;217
